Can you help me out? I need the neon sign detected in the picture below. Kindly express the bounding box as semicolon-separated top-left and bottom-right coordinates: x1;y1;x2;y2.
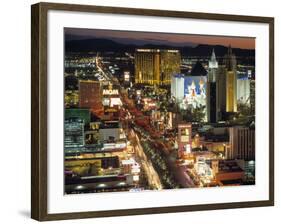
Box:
103;89;119;95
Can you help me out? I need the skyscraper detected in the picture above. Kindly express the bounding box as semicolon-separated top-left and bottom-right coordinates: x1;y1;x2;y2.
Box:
207;49;219;123
224;46;237;112
216;66;227;120
78;80;103;113
64;118;85;149
134;49;180;85
207;49;218;82
227;126;255;161
171;74;185;102
237;78;250;104
160;50;181;85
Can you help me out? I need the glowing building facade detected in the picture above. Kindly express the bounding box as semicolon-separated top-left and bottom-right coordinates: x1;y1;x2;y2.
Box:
208;49;219;82
102;83;122;117
79;80;103;113
171;74;185;102
183;76;207;109
134;49;181;85
237;78;250;104
171;73;207;109
224;46;237;112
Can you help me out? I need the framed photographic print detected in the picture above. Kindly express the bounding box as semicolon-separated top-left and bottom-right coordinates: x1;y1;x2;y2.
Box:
31;2;274;221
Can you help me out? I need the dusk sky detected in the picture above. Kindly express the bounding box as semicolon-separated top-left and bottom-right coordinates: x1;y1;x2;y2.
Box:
65;28;255;50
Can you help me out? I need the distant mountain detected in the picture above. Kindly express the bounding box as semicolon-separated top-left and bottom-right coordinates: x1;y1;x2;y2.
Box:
65;38;255;58
65;34;94;41
65;38;133;52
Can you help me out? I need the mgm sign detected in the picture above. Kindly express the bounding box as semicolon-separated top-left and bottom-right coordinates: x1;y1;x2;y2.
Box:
103;83;119;96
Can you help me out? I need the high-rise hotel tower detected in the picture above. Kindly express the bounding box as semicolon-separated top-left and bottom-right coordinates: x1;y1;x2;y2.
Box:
78;80;103;114
224;46;237;112
134;49;181;85
206;49;219;123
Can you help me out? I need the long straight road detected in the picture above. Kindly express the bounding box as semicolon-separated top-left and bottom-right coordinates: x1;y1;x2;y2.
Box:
119;86;163;190
130;129;163;190
95;58;159;190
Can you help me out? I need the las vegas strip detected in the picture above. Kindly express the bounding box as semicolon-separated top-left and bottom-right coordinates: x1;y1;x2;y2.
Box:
64;28;255;194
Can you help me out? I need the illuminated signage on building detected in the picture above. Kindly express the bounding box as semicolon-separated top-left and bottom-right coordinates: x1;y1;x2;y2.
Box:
104;108;118;113
184;144;191;153
110;98;122;107
103;83;119;95
103;89;119;95
133;175;139;182
183;76;207;109
102;98;110;106
131;164;141;174
136;49;179;53
124;71;130;81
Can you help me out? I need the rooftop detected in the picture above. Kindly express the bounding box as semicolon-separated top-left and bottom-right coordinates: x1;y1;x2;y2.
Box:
136;49;179;53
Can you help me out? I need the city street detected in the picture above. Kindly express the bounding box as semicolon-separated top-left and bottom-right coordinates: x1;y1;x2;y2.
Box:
63;31;256;194
97;57;164;190
133;131;163;190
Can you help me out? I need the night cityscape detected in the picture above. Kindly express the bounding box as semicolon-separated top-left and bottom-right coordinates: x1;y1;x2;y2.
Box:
64;28;255;194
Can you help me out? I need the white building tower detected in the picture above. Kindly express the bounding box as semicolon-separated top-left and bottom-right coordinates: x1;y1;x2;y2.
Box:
171;74;185;102
207;49;219;123
208;49;219;81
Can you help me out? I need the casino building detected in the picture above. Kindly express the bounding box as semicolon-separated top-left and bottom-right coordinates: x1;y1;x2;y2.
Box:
134;49;181;85
207;46;238;121
78;80;103;115
171;74;185;102
102;83;122;118
224;46;238;113
64;118;85;149
171;61;207;111
227;126;255;161
206;49;219;123
237;78;250;104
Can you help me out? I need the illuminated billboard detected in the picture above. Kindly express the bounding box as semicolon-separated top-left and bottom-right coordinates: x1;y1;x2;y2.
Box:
102;83;119;96
110;98;122;107
103;89;119;95
124;71;130;82
102;98;110;106
183;76;207;108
